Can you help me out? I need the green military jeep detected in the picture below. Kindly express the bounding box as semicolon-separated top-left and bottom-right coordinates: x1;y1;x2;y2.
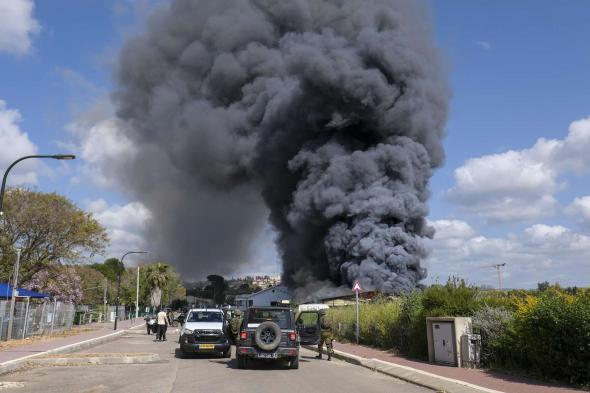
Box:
235;307;299;369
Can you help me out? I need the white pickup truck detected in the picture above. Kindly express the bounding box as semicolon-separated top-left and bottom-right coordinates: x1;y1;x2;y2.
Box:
178;308;231;358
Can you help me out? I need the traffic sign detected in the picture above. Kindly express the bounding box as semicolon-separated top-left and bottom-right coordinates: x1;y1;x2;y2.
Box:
352;280;362;293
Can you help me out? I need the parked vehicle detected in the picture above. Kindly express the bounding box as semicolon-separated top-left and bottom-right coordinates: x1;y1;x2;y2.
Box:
235;306;299;369
144;314;157;335
178;308;230;358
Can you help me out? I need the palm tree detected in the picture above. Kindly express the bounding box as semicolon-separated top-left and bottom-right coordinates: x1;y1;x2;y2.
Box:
145;263;170;310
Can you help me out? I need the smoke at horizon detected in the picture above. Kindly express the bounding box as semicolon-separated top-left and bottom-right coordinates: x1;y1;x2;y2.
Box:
111;0;449;294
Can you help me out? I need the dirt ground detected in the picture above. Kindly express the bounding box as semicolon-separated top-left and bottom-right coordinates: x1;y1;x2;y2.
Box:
0;327;96;352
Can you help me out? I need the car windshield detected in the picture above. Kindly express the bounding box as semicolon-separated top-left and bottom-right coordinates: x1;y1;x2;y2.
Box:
186;311;222;323
247;309;291;329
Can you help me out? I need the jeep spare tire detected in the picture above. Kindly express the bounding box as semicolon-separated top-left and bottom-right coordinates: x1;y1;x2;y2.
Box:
255;321;282;351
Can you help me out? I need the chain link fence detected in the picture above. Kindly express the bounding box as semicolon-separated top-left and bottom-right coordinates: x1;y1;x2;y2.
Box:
0;299;75;340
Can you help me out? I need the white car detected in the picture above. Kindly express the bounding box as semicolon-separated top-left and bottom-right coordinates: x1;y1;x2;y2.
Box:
178;308;231;358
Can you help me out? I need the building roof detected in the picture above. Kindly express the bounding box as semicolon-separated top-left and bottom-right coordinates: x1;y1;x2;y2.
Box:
248;284;292;299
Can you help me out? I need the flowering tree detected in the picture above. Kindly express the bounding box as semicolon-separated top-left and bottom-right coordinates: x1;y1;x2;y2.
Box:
24;265;83;303
0;188;108;285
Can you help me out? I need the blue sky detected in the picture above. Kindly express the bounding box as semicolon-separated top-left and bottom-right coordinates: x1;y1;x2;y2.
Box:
1;0;589;288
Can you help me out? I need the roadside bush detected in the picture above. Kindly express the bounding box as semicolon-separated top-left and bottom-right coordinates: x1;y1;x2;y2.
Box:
472;306;514;367
328;298;404;348
514;291;590;385
421;277;480;317
395;290;427;358
328;280;590;387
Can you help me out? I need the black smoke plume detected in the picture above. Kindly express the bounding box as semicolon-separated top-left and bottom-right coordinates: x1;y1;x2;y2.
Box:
113;0;448;294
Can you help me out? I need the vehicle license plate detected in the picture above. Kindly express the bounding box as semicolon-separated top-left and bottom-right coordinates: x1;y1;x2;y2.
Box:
199;344;215;350
257;352;277;359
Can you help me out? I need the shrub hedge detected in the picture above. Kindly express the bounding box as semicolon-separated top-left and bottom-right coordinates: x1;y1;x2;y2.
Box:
327;281;590;387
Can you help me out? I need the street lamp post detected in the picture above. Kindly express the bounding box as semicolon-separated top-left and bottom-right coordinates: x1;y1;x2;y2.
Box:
114;251;147;330
0;154;75;341
0;154;76;217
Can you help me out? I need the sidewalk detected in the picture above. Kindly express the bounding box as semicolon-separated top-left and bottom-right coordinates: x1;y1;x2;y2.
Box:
330;341;586;393
0;319;143;365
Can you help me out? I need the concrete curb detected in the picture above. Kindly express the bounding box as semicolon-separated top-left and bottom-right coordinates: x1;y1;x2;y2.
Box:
26;353;159;367
303;345;504;393
0;323;144;376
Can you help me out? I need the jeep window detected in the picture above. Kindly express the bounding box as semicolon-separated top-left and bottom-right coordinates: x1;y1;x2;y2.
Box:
297;312;318;327
186;311;222;323
248;309;291;329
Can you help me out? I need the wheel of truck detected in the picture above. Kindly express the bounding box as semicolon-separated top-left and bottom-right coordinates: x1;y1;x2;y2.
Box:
237;354;245;369
254;321;282;351
289;355;299;369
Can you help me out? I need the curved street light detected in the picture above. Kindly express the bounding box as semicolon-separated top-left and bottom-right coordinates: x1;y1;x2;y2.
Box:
114;251;147;330
1;154;75;340
0;154;76;217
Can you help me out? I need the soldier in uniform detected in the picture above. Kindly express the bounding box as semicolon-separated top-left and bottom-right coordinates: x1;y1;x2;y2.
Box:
316;309;333;361
229;309;243;345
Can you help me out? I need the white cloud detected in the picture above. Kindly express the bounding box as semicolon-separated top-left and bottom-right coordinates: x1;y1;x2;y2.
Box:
476;41;491;50
85;199;152;264
0;0;40;55
68;103;136;187
431;219;476;240
449;117;590;222
426;220;590;288
566;196;590;226
524;224;568;241
0;100;39;185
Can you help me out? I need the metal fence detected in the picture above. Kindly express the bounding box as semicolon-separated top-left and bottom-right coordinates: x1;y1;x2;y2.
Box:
74;305;125;325
0;298;75;340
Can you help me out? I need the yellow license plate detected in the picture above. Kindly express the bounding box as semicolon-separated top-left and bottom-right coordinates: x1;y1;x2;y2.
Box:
199;344;215;350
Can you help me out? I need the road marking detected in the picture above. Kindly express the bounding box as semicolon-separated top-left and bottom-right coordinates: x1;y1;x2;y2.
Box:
0;382;24;389
0;323;145;367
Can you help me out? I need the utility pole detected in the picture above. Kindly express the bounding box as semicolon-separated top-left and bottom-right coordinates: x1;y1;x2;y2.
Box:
483;263;506;290
103;278;108;322
495;263;506;290
6;248;21;340
135;265;140;320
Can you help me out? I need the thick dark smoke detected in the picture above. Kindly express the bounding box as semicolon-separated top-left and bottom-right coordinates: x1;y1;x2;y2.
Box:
113;0;448;293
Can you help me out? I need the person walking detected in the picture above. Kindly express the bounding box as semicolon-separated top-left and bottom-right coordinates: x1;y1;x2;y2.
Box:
156;308;170;341
316;309;333;361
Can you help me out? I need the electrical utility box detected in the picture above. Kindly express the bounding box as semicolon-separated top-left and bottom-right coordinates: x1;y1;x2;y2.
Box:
461;334;481;368
426;317;472;367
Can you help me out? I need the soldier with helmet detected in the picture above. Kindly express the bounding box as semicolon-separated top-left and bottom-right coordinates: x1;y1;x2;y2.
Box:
229;309;243;344
315;309;334;361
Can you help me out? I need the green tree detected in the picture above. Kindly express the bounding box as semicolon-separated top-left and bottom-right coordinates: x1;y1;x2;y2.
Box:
75;265;107;304
0;188;108;285
90;258;124;281
146;263;170;309
206;274;227;304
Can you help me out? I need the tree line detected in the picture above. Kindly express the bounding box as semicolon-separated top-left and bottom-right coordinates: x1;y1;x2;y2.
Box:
0;188;185;308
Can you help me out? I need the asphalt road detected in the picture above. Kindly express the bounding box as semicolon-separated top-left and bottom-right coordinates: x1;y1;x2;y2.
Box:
0;329;432;393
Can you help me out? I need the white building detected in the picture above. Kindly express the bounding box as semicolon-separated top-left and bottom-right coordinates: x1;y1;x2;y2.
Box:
234;284;292;308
